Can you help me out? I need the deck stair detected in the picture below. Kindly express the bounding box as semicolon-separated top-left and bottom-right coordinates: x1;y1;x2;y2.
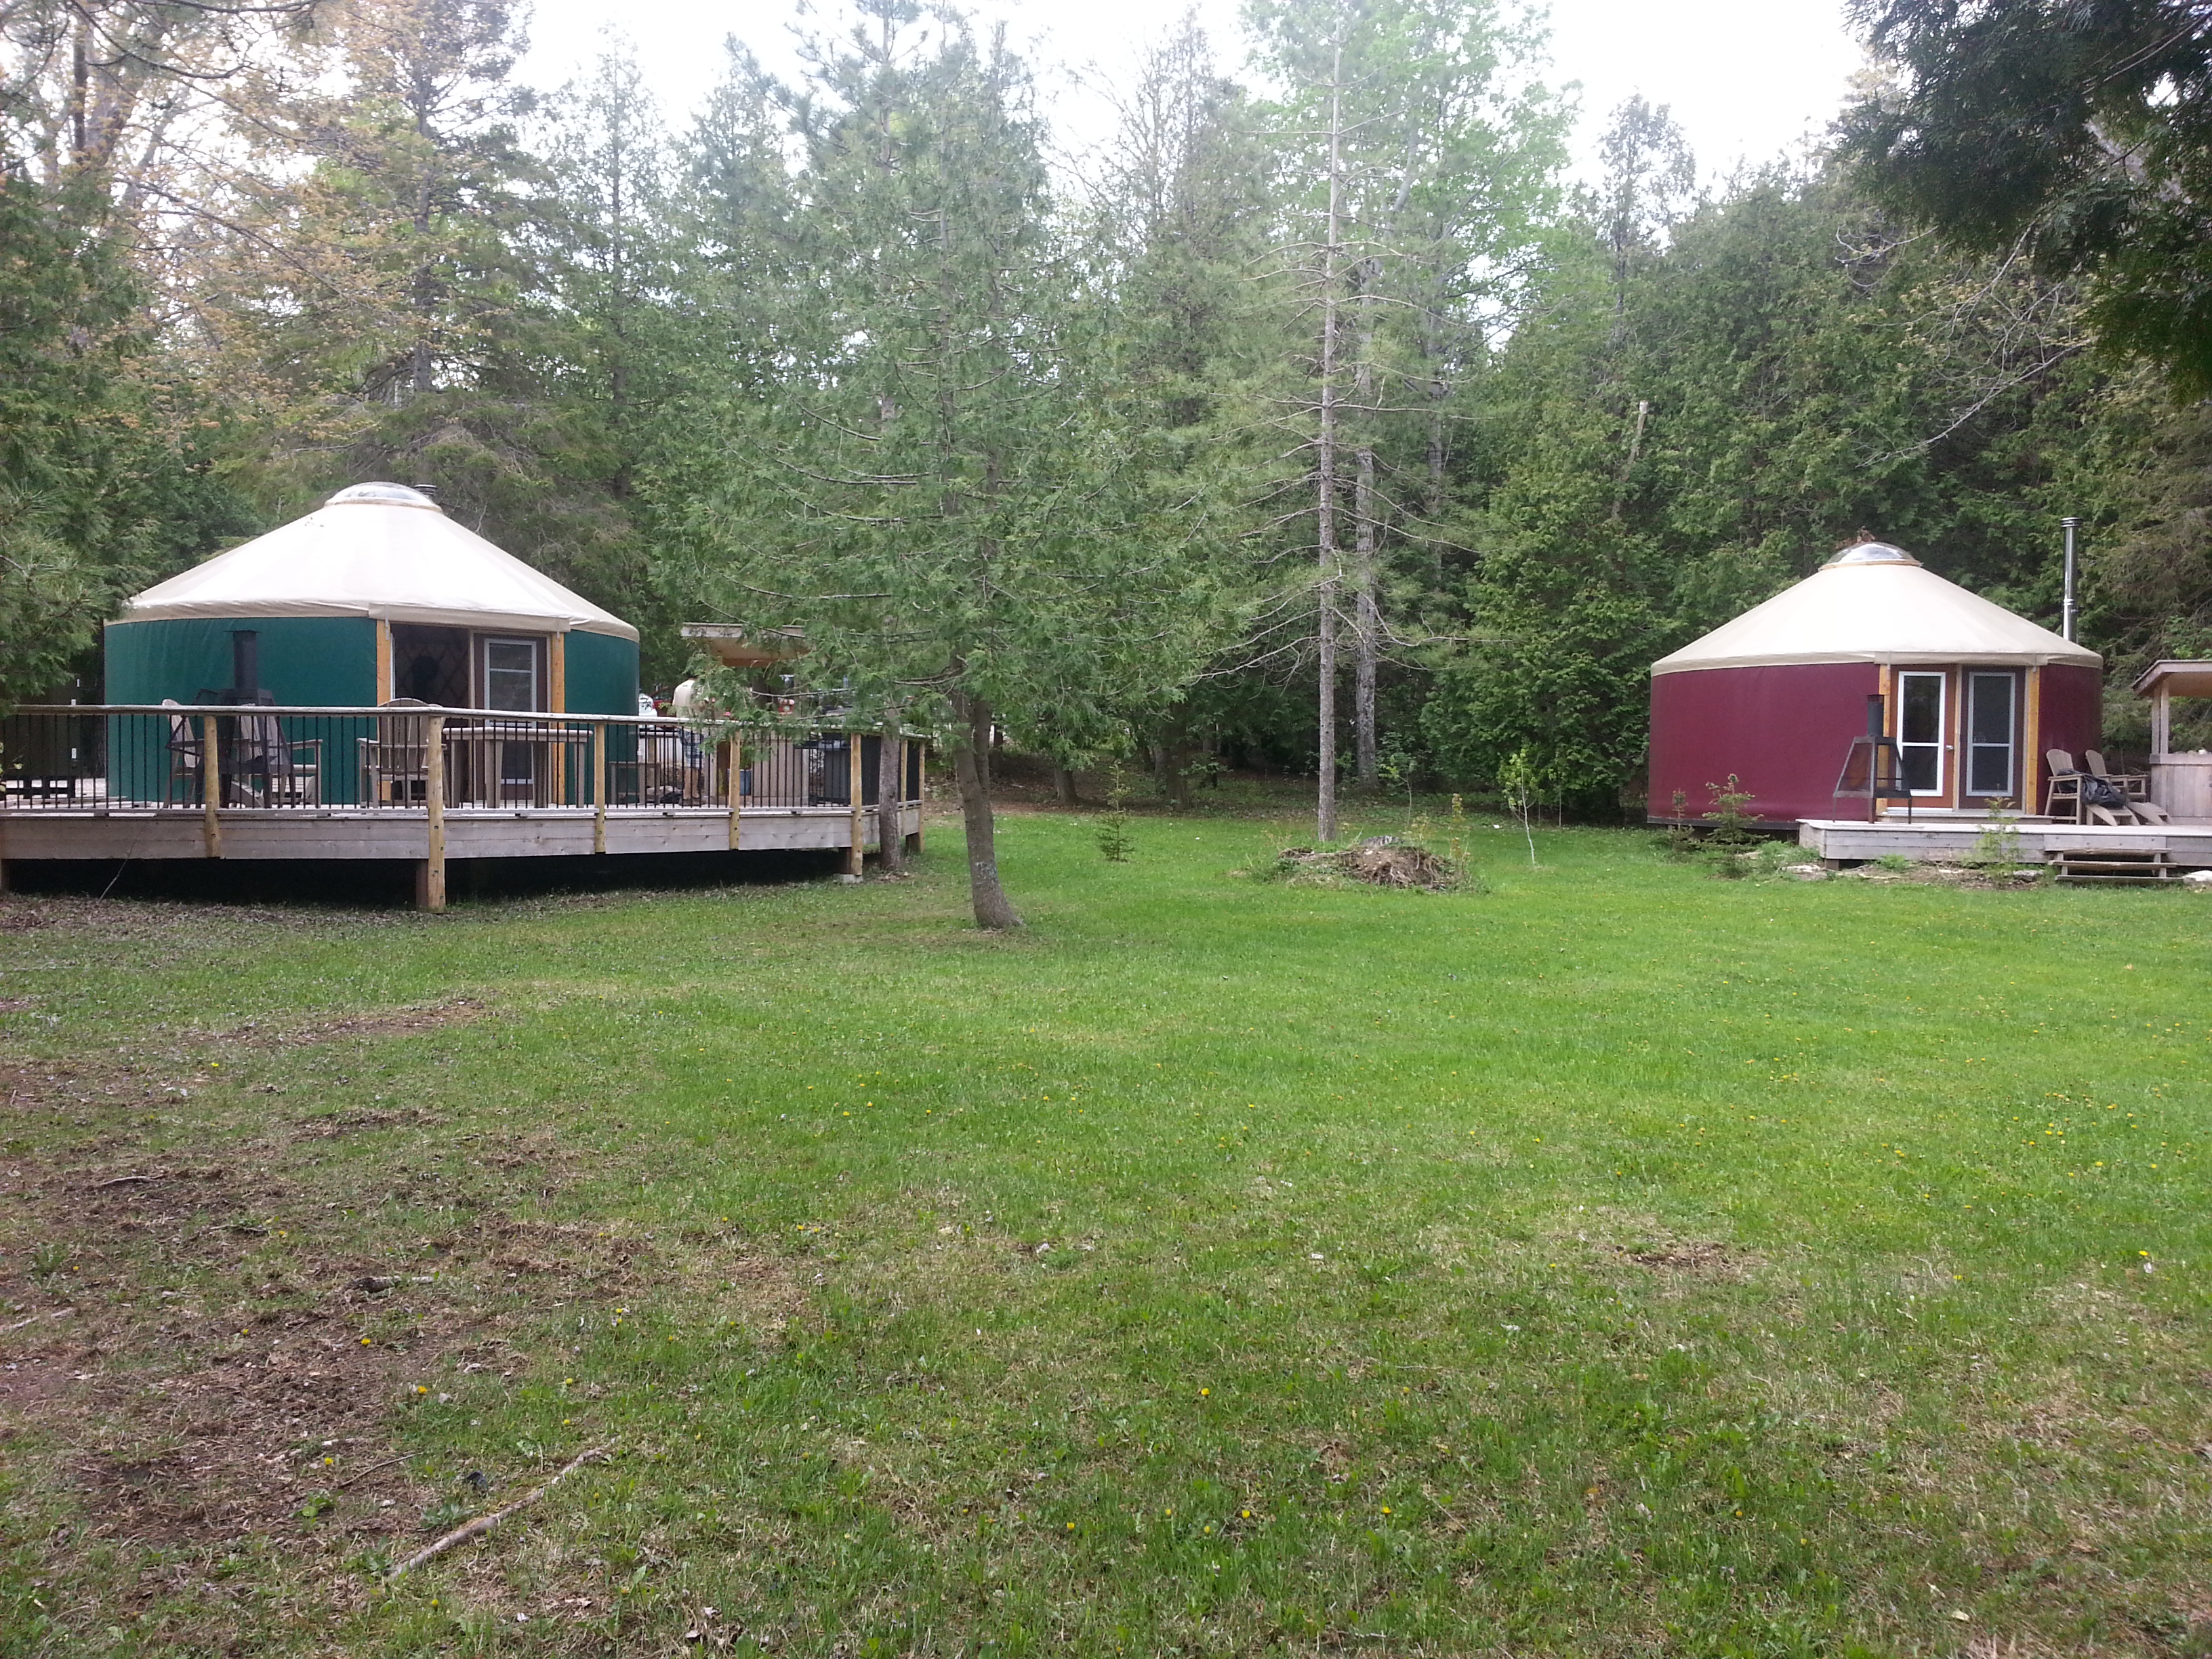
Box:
2050;848;2179;884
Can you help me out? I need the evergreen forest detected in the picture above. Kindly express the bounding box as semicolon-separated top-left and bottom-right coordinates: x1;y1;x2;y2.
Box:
7;0;2209;823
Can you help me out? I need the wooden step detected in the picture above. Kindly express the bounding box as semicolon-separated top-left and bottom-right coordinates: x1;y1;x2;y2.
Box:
2053;848;2177;884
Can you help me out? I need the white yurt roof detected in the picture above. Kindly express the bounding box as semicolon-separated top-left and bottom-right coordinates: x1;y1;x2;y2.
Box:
1652;541;2097;676
117;483;638;642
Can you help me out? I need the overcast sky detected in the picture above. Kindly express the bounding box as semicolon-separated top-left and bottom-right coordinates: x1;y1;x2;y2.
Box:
520;0;1866;188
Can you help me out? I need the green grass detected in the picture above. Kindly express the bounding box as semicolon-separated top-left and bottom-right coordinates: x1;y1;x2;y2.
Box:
1;812;2207;1658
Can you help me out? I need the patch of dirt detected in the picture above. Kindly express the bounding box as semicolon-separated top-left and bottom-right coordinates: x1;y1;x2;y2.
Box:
0;1060;801;1578
1275;838;1458;890
221;998;489;1048
1618;1240;1749;1275
1839;863;2045;888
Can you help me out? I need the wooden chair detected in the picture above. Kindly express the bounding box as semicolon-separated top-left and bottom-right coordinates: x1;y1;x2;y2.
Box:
361;703;431;805
2083;750;2148;801
235;712;321;806
2043;749;2083;821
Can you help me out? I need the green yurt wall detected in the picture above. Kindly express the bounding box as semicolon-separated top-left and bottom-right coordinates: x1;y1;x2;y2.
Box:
565;630;641;717
105;617;379;706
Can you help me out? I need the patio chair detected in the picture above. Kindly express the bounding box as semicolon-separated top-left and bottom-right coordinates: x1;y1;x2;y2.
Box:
2043;749;2084;821
2083;750;2149;801
361;703;432;805
234;712;322;806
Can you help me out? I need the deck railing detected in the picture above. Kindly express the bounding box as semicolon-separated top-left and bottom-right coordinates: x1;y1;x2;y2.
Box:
0;705;923;817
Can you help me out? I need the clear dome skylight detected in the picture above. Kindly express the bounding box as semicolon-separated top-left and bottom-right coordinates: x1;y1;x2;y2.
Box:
327;482;441;510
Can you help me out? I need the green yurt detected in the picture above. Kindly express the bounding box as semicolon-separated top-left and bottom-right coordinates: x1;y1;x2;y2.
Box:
107;482;639;714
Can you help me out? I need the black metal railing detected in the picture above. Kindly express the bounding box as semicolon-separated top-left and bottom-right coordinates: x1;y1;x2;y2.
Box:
0;706;925;815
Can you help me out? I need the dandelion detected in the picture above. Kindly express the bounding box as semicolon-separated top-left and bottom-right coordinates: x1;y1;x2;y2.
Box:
1199;1387;1210;1397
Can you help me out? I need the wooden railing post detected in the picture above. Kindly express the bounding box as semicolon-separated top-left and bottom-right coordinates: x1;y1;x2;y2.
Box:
201;713;222;858
846;730;863;876
422;714;447;912
592;722;607;855
914;743;924;853
728;736;743;851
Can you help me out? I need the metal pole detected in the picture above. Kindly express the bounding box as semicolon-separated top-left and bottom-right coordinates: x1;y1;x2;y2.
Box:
2060;516;2080;642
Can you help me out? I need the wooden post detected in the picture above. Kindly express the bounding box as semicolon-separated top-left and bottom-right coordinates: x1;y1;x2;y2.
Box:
728;738;743;851
201;713;223;858
847;731;864;875
592;723;607;855
2021;665;2043;815
422;714;447;913
913;744;924;852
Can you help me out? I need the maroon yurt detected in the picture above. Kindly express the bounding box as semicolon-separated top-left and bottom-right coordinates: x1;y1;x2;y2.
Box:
1649;541;2102;827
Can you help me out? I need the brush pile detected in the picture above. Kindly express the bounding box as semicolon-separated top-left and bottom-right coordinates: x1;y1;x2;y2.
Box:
1273;836;1457;890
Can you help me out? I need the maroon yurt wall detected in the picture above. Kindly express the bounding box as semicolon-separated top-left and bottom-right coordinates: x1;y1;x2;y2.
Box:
1649;663;1879;827
2036;663;2105;793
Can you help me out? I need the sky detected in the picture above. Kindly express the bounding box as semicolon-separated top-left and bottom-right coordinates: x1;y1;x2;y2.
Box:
520;0;1868;188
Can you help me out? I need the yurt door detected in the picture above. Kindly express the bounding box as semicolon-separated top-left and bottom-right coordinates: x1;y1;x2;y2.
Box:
1964;672;2018;801
480;636;546;804
1896;672;1948;798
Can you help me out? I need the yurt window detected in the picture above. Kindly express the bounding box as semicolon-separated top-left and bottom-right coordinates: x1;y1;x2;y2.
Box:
482;637;544;712
1965;672;2017;798
392;625;469;705
1897;672;1947;795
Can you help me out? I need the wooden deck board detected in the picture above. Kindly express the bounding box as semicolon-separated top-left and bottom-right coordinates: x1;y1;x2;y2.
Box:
1799;817;2212;867
0;805;919;863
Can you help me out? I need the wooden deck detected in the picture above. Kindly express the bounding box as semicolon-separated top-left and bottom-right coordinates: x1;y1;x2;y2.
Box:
1799;817;2212;867
0;804;919;863
0;703;926;909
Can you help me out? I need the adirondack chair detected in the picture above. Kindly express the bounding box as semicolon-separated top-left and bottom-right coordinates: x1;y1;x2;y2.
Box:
2084;750;2148;801
234;712;322;806
361;701;432;805
2043;749;2084;821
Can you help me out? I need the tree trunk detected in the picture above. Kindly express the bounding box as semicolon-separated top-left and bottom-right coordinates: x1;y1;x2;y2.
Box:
876;720;905;874
1162;736;1192;809
1353;422;1378;790
950;691;1021;930
1353;261;1380;794
1053;765;1079;807
1314;37;1346;845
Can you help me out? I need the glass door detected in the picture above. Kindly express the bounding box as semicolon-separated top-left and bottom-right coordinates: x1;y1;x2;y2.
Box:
483;638;540;712
480;637;544;804
1897;672;1947;796
1965;672;2016;800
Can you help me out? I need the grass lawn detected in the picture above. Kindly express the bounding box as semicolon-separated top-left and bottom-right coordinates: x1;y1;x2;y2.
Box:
1;808;2207;1658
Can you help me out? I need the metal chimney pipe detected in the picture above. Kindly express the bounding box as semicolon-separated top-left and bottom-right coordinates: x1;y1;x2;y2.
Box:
2060;516;2080;642
232;629;260;697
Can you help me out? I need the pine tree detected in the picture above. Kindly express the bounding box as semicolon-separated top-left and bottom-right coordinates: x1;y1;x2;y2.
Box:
656;1;1224;928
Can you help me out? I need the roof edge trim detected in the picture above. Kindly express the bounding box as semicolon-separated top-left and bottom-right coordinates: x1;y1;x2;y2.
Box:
1652;649;2102;676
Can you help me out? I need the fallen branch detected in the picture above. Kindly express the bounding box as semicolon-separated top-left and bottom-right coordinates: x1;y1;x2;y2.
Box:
385;1446;608;1579
335;1452;411;1490
91;1172;167;1189
1;1307;75;1334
